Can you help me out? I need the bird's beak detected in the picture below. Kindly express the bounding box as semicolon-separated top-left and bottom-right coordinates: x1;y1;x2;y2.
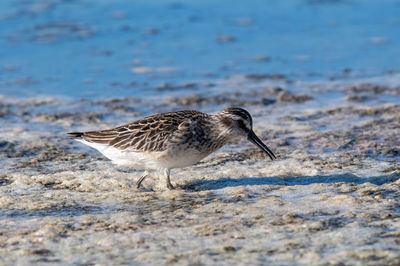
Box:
247;130;276;160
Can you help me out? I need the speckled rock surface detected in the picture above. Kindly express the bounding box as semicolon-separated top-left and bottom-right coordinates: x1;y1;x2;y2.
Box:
1;75;400;265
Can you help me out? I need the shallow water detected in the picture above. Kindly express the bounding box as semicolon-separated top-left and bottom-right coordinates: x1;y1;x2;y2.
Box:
1;0;400;98
1;0;400;265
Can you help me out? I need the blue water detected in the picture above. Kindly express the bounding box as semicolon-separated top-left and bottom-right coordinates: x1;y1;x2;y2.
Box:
1;0;399;98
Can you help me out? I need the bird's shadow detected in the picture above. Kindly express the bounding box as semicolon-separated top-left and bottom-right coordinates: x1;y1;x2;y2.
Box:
2;173;398;220
182;173;400;191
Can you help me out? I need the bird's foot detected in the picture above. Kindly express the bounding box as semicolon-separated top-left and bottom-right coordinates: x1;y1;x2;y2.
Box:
166;182;175;190
136;182;145;189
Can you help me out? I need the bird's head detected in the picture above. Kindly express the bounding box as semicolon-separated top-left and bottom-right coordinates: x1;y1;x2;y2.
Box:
217;107;276;160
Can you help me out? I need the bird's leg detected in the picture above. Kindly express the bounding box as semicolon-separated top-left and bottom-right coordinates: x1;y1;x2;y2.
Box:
136;170;149;189
165;168;174;190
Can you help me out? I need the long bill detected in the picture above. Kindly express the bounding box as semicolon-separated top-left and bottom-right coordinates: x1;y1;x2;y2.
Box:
247;130;276;160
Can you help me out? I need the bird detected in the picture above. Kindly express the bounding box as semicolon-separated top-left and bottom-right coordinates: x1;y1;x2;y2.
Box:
68;107;276;190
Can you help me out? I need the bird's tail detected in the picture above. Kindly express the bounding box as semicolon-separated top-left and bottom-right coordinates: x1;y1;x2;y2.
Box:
67;132;84;139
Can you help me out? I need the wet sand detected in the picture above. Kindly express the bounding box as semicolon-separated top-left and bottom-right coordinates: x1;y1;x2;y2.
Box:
1;75;400;265
1;0;400;264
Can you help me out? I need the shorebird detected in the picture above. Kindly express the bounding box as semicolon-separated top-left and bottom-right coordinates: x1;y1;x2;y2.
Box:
68;107;276;190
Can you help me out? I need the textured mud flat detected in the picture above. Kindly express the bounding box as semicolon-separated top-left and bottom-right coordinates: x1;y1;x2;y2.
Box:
1;76;400;265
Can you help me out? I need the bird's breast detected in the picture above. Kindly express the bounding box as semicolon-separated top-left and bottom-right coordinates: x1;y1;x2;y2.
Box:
157;147;212;168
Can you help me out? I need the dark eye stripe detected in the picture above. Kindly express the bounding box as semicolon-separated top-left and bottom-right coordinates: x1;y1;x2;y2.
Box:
223;107;253;126
231;110;252;125
237;120;249;132
232;111;248;119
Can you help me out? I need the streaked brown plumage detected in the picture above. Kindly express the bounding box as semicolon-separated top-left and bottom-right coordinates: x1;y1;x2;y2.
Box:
68;108;276;190
71;110;204;152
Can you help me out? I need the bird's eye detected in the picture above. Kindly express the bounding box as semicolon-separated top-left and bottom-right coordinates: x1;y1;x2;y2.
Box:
237;120;249;132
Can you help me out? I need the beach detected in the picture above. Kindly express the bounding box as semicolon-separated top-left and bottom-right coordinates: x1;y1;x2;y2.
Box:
1;75;400;265
1;0;400;265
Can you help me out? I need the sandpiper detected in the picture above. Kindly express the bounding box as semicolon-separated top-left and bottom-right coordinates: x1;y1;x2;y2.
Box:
68;107;276;190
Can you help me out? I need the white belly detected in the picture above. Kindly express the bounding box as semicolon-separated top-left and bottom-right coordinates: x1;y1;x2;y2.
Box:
158;148;211;169
76;140;211;170
76;140;162;170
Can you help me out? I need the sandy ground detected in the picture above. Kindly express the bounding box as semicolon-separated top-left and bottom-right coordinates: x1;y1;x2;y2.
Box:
1;75;400;265
1;0;400;264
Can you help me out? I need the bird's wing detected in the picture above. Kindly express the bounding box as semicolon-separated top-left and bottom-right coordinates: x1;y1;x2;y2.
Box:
70;110;203;152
